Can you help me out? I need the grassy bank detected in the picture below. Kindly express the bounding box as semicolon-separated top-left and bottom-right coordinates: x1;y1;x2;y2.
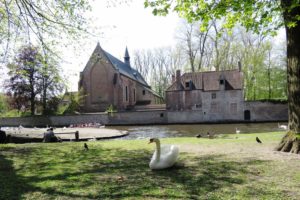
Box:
0;132;299;200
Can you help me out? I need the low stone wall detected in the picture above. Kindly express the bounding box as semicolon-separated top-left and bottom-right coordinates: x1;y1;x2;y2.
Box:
107;111;167;125
50;114;109;126
0;116;51;127
0;113;108;127
0;101;288;127
244;101;288;121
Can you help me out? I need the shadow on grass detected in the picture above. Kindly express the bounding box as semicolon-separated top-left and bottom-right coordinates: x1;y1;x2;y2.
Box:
1;144;269;199
0;148;32;200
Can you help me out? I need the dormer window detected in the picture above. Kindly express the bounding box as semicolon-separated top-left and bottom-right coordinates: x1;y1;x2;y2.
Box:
185;82;190;88
185;80;192;90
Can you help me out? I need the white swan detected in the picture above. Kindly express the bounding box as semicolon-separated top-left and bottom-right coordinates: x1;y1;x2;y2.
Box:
278;123;288;130
235;128;240;134
148;138;179;170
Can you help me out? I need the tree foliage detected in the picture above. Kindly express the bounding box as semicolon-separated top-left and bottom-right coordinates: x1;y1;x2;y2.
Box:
0;0;92;64
145;21;287;101
145;0;290;34
5;45;64;115
145;0;300;153
0;94;9;115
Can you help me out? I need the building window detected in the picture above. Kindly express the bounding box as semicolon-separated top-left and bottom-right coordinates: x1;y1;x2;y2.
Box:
142;90;146;95
195;104;202;108
210;102;218;113
133;89;136;102
230;103;237;114
220;79;224;85
211;93;216;99
185;82;190;88
125;86;128;102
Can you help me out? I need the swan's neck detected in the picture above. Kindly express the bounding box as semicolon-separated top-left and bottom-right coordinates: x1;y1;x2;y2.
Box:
155;140;161;161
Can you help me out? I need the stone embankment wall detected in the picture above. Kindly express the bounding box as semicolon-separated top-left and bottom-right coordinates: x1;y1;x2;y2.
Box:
244;101;288;121
0;101;288;127
0;113;109;127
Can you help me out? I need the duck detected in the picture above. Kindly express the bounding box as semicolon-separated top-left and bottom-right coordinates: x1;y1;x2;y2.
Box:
148;138;179;170
278;123;288;130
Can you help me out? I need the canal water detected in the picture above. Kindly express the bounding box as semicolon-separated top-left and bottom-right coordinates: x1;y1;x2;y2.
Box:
113;122;287;140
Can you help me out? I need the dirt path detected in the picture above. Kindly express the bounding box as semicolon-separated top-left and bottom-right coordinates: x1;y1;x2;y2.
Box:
4;127;128;141
179;142;300;161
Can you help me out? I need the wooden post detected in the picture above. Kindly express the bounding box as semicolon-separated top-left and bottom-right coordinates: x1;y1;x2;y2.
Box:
75;131;79;141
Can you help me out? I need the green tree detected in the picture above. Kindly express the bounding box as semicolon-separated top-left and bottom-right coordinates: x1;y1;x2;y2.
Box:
0;0;92;63
63;91;81;115
6;46;43;115
145;0;300;153
6;45;64;115
0;94;9;115
40;56;65;114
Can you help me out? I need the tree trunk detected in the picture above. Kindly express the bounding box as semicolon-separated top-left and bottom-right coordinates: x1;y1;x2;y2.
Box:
30;94;35;116
42;78;47;114
276;0;300;153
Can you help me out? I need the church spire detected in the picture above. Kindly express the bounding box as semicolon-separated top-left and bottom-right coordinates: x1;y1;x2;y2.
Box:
124;46;130;65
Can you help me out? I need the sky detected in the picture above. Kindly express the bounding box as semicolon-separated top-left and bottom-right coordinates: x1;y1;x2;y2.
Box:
63;0;180;91
1;0;286;92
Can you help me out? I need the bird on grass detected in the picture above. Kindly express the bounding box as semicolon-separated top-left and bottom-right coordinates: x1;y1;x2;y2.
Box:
256;137;262;144
207;132;214;139
235;128;240;139
278;123;288;130
148;138;179;170
84;143;89;150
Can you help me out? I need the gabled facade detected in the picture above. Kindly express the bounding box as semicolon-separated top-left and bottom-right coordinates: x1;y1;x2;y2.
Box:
166;69;244;120
79;43;162;112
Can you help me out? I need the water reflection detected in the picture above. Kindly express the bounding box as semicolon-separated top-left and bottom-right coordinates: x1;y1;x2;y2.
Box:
114;122;287;140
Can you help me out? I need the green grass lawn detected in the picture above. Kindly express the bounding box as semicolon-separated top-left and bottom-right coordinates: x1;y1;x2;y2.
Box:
0;132;299;200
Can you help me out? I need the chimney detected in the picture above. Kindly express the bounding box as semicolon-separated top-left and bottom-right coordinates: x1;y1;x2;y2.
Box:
238;61;242;72
171;75;175;83
176;70;181;83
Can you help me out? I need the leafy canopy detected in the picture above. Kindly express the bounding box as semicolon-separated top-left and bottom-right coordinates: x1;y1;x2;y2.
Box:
144;0;299;34
6;45;64;115
0;0;92;63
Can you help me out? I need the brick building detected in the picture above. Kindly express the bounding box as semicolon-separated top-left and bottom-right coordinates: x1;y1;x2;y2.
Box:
79;43;162;112
166;69;245;120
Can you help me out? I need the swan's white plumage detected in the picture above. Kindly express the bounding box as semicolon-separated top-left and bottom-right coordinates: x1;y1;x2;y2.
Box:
149;138;179;170
278;123;288;130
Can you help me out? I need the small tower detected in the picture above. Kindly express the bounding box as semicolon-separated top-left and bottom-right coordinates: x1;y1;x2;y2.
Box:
124;47;130;65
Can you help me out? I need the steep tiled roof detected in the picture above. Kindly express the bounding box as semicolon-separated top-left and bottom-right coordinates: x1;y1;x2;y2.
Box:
82;43;149;88
103;50;149;87
166;70;243;91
